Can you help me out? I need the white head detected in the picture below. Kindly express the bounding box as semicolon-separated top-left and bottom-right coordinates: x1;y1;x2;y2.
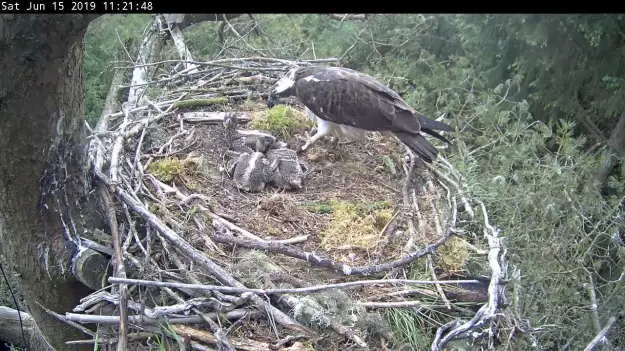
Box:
267;67;299;107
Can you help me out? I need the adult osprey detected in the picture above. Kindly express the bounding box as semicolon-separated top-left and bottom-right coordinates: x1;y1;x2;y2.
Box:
266;66;454;163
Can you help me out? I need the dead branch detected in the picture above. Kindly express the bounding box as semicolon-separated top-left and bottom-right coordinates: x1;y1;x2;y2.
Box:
65;310;258;325
210;224;455;276
360;301;425;309
583;314;622;351
98;186;129;351
173;324;271;351
165;15;200;75
432;201;508;350
108;277;481;295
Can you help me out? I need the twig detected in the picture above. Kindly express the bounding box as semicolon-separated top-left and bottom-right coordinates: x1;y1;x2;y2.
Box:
164;288;235;351
360;301;425;309
66;332;156;346
427;256;452;310
34;301;95;338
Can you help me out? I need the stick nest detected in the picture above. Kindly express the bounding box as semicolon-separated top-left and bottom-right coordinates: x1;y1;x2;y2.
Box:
78;55;515;351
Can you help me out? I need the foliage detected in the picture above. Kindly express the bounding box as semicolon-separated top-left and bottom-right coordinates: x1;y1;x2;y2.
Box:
454;14;625;140
83;14;151;124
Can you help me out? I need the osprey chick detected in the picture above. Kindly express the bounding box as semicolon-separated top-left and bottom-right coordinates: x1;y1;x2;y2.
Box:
265;148;309;190
223;113;281;153
267;66;454;163
226;151;279;193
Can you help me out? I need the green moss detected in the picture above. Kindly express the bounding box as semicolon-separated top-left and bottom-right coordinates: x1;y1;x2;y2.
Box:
304;202;334;214
173;97;228;109
316;199;394;251
249;105;314;139
434;236;470;272
146;157;187;183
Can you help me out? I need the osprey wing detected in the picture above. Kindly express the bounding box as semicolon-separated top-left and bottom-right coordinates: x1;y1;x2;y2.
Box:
294;68;421;134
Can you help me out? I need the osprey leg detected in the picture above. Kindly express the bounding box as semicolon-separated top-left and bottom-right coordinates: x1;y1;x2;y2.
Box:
301;130;326;151
301;121;332;151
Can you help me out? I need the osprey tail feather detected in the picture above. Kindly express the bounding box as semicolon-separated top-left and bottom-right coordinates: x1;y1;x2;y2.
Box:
394;132;439;163
419;115;454;132
417;115;454;145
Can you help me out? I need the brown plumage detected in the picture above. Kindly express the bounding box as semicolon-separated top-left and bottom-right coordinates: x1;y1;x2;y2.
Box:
267;66;454;162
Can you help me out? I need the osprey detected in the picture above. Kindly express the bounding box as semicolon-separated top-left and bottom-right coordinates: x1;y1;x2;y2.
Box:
266;66;454;163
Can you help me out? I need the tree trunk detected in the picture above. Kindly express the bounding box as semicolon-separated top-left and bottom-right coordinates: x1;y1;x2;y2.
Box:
592;114;625;191
0;14;101;351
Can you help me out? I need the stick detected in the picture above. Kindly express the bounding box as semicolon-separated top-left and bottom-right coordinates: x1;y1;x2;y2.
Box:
108;277;480;295
211;225;455;276
98;186;129;351
583;314;621;351
65;310;258;325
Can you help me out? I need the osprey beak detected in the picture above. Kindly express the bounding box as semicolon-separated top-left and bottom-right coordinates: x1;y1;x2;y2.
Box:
267;94;282;108
267;96;276;108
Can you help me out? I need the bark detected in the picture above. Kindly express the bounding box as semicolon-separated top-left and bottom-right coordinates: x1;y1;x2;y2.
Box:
592;114;625;191
0;14;102;351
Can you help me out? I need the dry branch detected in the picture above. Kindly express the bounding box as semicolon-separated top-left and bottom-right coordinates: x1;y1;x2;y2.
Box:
173;324;271;351
65;310;258;325
98;186;128;351
583;314;622;351
326;14;369;21
108;277;481;294
211;224;455;276
432;201;508;350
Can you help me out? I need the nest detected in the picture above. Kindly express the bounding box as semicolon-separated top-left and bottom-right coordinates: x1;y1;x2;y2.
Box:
77;55;510;351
